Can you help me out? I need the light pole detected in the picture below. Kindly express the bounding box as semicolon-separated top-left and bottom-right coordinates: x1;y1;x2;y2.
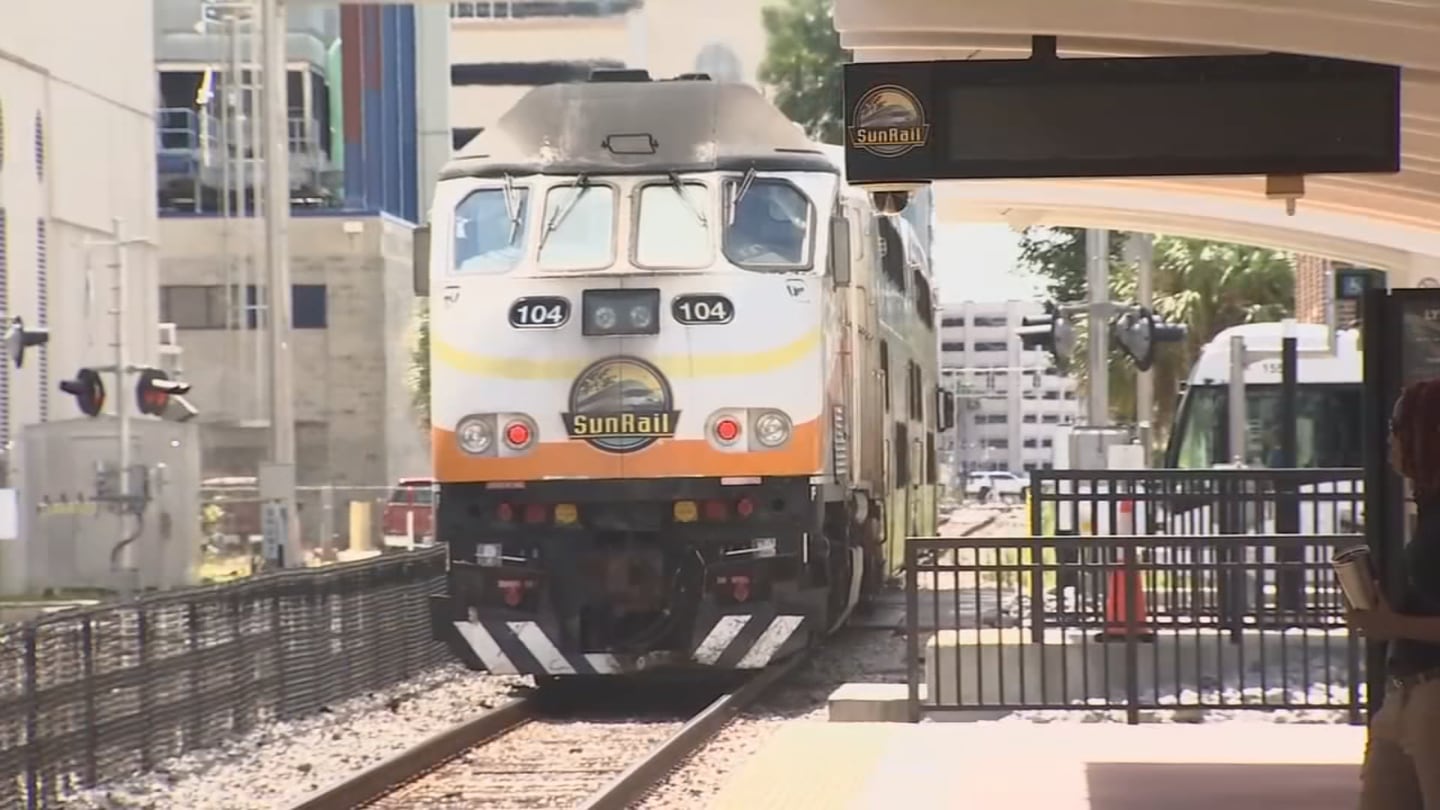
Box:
260;0;298;567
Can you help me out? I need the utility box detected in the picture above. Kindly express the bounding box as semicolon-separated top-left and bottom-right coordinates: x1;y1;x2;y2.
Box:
1068;426;1139;471
4;417;203;595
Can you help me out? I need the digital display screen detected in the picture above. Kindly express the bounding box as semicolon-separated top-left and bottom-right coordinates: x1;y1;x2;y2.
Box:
945;79;1396;176
843;54;1401;183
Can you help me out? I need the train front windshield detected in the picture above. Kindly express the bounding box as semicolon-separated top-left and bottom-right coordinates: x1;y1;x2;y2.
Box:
1166;384;1363;468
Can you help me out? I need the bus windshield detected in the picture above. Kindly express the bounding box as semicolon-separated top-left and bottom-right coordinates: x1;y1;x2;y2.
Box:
1167;383;1362;469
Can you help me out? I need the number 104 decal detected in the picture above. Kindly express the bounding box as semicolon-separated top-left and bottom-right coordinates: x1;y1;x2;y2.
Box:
508;296;571;329
672;294;734;325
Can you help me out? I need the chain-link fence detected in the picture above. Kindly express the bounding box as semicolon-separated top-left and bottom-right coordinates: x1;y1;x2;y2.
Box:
0;546;448;809
201;482;434;559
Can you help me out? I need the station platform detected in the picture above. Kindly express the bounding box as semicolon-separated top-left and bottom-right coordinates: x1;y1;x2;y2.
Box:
707;720;1364;809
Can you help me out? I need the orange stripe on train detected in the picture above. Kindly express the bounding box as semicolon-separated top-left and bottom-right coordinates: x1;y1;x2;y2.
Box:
432;419;822;482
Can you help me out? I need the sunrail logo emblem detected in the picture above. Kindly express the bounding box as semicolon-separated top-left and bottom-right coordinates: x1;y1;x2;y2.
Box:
849;85;930;158
562;356;680;454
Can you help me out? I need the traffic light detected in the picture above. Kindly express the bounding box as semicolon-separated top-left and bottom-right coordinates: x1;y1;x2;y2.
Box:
135;367;191;417
1112;307;1188;372
59;368;106;417
1017;302;1077;371
4;316;49;369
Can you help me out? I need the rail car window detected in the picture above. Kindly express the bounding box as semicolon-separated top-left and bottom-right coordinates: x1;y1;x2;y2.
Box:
538;183;616;270
1169;383;1363;469
454;187;530;274
635;182;712;268
722;178;812;271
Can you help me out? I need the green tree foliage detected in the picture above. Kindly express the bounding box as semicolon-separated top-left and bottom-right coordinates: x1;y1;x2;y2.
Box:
1018;228;1295;449
757;0;850;144
407;300;430;431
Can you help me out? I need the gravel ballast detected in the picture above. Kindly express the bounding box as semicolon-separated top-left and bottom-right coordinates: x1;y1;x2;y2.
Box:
58;666;528;809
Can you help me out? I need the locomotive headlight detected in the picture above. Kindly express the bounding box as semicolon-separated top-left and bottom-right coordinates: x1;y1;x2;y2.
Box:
455;414;496;456
753;410;792;449
593;306;618;330
582;288;660;336
629;304;653;330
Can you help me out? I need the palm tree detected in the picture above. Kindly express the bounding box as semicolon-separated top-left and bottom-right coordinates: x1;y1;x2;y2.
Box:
406;302;430;431
1060;235;1295;453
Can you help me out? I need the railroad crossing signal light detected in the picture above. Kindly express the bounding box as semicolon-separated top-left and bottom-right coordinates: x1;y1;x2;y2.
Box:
59;368;106;417
1112;307;1188;372
4;316;49;369
1017;302;1077;372
135;368;191;417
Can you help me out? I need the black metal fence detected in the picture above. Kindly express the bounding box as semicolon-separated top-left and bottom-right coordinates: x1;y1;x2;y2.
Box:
1027;468;1364;635
905;533;1367;725
0;548;449;809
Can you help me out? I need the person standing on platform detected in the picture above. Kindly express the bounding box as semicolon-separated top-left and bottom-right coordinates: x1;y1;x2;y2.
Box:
1349;378;1440;809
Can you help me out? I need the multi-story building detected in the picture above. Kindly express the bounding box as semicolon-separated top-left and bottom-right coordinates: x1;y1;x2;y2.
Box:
1;0;169;590
448;0;771;150
150;0;450;499
938;301;1081;477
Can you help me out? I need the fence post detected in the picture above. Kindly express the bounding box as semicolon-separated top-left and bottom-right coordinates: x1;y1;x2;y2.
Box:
271;590;287;719
905;541;921;723
1123;542;1141;726
137;606;152;771
187;601;202;748
81;616;97;787
23;625;38;810
319;485;335;562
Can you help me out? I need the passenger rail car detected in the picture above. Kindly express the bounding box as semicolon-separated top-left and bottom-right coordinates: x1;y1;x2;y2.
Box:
417;70;948;677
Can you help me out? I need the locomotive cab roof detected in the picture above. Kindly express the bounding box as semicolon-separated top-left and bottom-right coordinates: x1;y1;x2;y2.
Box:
440;70;838;181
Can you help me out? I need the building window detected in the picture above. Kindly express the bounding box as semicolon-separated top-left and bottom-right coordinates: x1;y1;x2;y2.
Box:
941;341;964;352
1023;438;1037;448
973;316;1007;327
983;438;1009;449
0;209;7;449
1042;391;1060;400
940;316;964;328
1023;414;1037;424
292;284;328;329
36;218;47;422
33;111;43;181
161;285;228;329
974;341;1007;352
1042;414;1060;424
1042;438;1053;448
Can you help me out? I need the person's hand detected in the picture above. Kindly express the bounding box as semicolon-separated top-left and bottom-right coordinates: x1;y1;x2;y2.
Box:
1347;585;1405;641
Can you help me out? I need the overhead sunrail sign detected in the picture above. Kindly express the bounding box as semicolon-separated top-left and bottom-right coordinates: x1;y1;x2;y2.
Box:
842;50;1401;185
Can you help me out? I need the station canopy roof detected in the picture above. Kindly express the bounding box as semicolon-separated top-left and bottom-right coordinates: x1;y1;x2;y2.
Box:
834;0;1440;283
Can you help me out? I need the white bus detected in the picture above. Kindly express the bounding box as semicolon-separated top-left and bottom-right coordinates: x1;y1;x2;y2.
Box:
1164;322;1363;470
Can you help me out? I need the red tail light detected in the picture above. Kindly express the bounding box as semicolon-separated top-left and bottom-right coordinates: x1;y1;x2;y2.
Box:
731;575;751;602
714;417;741;443
703;499;727;521
736;497;755;518
504;421;532;448
523;503;548;524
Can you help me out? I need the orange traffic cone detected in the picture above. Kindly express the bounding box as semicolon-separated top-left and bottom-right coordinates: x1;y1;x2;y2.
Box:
1095;553;1155;643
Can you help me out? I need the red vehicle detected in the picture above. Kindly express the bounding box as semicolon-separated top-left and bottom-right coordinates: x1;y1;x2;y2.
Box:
382;477;435;549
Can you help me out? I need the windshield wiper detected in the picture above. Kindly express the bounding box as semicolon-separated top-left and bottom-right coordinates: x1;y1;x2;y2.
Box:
668;172;707;228
502;173;522;244
729;166;756;220
538;174;590;252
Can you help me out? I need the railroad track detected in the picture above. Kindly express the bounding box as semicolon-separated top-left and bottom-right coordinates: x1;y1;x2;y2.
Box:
290;656;803;810
290;510;999;810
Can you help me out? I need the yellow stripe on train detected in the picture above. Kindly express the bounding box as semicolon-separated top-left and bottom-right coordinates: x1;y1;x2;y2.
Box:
432;328;823;380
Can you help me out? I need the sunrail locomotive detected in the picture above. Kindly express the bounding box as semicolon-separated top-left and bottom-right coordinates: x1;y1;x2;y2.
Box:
417;70;949;677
